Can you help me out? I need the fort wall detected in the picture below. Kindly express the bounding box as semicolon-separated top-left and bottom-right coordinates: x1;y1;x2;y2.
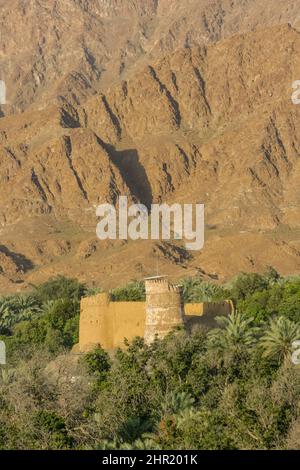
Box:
79;293;145;351
77;280;233;352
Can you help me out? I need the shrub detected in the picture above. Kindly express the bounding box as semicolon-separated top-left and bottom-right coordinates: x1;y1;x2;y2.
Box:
31;275;87;303
230;272;269;301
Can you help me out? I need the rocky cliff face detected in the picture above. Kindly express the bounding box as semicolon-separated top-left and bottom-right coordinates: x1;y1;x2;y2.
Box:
1;0;299;115
0;2;300;291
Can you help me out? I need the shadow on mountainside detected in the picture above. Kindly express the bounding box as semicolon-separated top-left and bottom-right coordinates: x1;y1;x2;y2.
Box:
0;245;34;273
101;142;153;210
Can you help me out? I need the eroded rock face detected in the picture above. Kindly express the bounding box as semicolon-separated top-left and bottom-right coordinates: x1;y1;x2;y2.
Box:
1;25;299;228
0;3;300;291
0;0;299;115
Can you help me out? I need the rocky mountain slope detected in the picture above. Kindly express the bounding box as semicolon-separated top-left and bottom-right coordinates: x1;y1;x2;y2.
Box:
1;2;300;291
1;0;300;115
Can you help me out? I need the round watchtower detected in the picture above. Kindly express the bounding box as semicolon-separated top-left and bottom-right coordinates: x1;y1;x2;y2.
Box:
144;276;185;344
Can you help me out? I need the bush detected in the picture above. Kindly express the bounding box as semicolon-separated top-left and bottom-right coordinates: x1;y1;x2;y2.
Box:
230;272;269;301
33;411;74;449
31;275;87;303
237;277;300;324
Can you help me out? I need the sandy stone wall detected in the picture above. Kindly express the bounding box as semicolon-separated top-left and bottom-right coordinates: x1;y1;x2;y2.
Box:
79;293;145;351
184;301;233;329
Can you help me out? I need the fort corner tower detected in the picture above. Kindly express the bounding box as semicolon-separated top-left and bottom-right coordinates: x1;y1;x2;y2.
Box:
144;276;185;344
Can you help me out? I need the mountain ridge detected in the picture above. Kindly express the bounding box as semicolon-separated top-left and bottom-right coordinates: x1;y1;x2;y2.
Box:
1;6;300;291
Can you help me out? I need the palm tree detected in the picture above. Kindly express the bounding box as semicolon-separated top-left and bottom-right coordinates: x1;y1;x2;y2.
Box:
190;281;226;302
260;316;300;362
181;277;226;302
119;435;160;450
84;287;103;297
162;391;195;416
13;295;41;319
0;294;41;329
13;294;39;310
98;434;160;450
118;416;152;443
40;300;57;315
181;277;200;302
0;298;12;328
208;312;259;354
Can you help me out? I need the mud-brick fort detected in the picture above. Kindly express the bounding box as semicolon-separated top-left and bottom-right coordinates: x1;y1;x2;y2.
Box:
75;276;233;352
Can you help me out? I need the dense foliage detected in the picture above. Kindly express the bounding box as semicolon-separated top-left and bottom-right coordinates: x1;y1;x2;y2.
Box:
0;270;299;450
110;281;146;302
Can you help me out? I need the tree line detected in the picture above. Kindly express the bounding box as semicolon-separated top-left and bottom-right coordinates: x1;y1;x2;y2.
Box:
0;267;299;449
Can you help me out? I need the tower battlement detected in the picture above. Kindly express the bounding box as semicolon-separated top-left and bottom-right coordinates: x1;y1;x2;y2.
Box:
144;276;185;344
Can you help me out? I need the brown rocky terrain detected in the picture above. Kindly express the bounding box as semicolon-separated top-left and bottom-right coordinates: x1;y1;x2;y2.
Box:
1;0;300;116
1;2;300;292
